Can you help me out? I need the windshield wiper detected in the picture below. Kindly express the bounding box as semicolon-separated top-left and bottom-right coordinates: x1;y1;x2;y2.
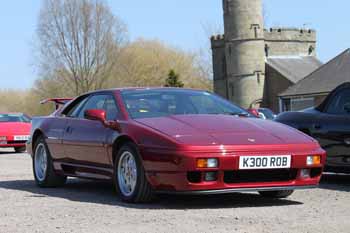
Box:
223;112;250;117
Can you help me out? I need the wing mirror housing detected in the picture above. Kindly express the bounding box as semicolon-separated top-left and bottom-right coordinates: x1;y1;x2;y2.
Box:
84;109;107;122
84;109;121;131
344;103;350;113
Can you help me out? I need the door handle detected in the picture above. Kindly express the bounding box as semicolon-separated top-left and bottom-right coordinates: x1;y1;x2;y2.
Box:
345;138;350;145
66;126;73;134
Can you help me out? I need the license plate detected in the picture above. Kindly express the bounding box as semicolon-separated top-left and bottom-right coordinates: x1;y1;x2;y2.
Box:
14;135;30;141
239;155;291;170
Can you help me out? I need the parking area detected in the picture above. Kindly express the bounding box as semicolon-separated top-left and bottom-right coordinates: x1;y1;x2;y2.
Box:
0;150;350;233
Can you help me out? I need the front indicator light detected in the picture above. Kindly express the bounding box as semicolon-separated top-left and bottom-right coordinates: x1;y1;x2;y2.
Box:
196;158;218;168
307;155;321;166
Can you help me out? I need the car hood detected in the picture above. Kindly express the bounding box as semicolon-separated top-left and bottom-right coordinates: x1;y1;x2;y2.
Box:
135;115;314;146
0;122;31;135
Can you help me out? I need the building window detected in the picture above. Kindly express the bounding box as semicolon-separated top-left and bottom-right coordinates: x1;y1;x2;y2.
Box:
230;83;234;99
308;45;314;55
251;24;260;39
282;98;291;112
290;97;315;111
255;71;263;84
265;44;269;57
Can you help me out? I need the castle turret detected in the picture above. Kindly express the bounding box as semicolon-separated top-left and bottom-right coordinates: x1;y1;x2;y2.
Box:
211;0;319;112
214;0;266;108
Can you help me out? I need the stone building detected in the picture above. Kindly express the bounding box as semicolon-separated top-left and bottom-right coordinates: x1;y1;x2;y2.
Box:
211;0;322;112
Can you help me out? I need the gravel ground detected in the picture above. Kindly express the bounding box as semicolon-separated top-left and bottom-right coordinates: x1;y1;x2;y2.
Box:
0;149;350;233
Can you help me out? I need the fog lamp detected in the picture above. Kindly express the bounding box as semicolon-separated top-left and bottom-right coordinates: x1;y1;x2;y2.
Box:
204;171;218;181
300;169;311;178
196;158;218;168
307;155;321;166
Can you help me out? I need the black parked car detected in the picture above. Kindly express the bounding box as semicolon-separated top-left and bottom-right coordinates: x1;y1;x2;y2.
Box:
276;82;350;173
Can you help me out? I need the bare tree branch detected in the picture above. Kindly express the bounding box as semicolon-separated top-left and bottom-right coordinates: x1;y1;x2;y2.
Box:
35;0;128;95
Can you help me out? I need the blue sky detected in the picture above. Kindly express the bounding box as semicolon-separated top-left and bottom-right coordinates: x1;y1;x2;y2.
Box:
0;0;349;89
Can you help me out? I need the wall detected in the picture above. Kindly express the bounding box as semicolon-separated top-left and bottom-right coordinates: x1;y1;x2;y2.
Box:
263;64;294;113
211;35;227;98
222;0;266;108
264;28;317;57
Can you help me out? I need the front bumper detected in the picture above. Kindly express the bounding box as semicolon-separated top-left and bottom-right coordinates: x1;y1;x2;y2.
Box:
0;142;26;148
142;146;326;192
0;135;29;148
156;185;317;195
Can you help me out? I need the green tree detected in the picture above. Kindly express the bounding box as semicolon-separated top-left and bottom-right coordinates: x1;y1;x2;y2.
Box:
164;69;184;88
108;39;212;90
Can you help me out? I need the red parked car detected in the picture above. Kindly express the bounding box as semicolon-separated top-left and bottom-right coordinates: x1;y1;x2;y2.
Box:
0;113;31;153
27;88;326;203
247;108;276;120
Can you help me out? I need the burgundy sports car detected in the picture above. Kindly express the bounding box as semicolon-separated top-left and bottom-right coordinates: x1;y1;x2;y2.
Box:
27;88;326;203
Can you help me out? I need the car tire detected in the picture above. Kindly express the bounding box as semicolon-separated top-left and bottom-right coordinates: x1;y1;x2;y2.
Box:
15;146;26;153
258;190;294;198
33;136;67;187
114;142;153;203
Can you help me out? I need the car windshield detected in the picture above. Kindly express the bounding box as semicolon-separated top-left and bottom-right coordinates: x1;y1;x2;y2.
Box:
121;89;252;119
0;114;31;123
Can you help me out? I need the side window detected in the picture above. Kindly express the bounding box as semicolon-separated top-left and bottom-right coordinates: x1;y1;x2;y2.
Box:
104;95;119;121
327;90;350;115
64;96;89;117
78;95;108;119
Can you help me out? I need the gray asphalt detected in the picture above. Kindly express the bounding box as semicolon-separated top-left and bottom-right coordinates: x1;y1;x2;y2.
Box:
0;150;350;233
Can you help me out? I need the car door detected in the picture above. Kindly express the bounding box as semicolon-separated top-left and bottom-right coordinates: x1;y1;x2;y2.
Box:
311;89;350;163
62;94;111;167
46;97;89;161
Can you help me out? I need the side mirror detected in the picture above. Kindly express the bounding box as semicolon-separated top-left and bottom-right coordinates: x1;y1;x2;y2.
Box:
84;109;106;123
344;103;350;113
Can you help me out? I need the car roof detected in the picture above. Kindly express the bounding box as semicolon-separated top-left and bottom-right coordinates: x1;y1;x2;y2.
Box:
85;87;206;95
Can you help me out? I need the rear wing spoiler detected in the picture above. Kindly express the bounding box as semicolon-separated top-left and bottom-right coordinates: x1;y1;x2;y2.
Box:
40;98;73;110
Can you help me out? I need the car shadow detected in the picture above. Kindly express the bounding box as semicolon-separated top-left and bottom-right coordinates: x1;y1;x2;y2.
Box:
319;173;350;192
0;178;303;209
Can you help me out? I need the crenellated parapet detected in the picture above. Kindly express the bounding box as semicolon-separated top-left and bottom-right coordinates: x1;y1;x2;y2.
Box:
264;28;316;42
264;27;317;57
210;34;225;49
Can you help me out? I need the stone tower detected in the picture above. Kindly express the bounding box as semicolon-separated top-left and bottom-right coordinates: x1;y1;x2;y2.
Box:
212;0;266;108
211;0;318;112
